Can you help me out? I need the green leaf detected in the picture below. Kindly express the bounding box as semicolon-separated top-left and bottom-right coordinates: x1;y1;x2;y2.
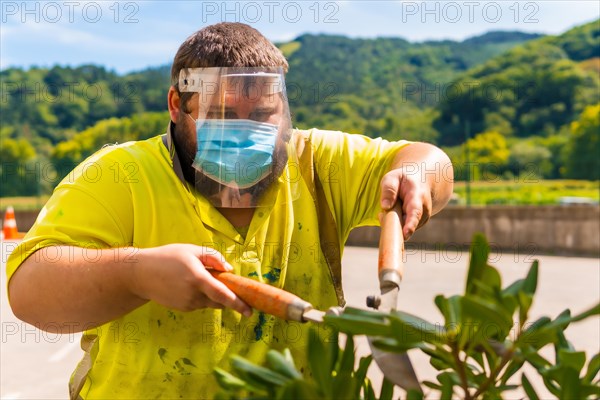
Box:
266;350;302;380
435;295;451;323
447;295;462;339
363;378;376;400
466;234;490;295
502;279;524;297
559;367;582;400
460;296;513;341
557;349;586;371
230;355;291;388
519;311;571;349
324;313;391;337
423;380;443;390
438;372;456;400
500;360;525;385
390;310;446;344
372;337;417;353
580;383;600;398
307;328;332;397
518;291;533;325
338;306;389;320
276;379;320;400
421;345;455;370
480;263;502;292
282;348;295;366
355;355;373;381
354;355;373;399
541;374;561;397
521;304;598;349
554;330;575;355
331;371;358;400
522;260;539;295
406;388;425;400
470;349;486;371
523;349;551;371
379;377;394;400
570;302;600;322
327;329;340;373
213;367;260;393
339;334;355;373
430;355;449;371
583;353;600;384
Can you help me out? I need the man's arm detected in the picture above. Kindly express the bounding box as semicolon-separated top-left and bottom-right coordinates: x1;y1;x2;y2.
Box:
380;142;454;239
8;244;252;333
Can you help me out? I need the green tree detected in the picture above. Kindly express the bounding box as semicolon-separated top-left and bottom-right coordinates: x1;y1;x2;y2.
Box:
508;141;553;179
0;138;38;196
564;104;600;179
461;131;510;181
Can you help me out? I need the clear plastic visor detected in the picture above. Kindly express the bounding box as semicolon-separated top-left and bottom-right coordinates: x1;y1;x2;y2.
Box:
178;67;299;208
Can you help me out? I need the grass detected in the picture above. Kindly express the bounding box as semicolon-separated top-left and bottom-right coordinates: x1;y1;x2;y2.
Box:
453;179;599;205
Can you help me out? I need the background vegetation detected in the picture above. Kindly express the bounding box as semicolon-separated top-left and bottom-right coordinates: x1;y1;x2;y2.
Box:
1;20;598;199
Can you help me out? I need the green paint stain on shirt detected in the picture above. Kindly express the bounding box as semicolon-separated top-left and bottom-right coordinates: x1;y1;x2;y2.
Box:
158;348;167;362
262;268;281;283
248;271;259;277
253;312;267;341
181;358;196;368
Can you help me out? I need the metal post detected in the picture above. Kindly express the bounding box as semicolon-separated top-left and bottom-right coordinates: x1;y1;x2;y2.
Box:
465;119;471;207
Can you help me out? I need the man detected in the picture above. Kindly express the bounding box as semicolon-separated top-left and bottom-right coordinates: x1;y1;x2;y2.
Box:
7;23;453;399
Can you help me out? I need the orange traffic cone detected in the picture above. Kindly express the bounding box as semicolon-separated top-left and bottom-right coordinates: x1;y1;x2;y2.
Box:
3;206;19;239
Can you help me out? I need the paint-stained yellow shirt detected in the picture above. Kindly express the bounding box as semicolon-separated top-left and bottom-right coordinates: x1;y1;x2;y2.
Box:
6;128;409;399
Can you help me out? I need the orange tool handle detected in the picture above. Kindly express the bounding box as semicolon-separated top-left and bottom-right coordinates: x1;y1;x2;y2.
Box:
209;270;312;321
378;202;404;286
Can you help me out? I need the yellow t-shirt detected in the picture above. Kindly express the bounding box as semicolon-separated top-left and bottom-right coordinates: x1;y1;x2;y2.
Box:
6;128;409;399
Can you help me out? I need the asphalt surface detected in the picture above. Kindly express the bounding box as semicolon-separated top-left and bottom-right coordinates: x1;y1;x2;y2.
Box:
1;240;599;399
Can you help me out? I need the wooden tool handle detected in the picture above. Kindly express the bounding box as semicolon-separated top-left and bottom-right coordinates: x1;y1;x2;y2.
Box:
209;270;311;321
378;202;404;286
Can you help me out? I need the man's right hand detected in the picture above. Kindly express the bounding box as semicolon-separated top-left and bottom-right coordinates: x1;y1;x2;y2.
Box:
132;244;253;317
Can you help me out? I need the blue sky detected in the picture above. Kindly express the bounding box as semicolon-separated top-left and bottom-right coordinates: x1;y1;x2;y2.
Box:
1;1;599;74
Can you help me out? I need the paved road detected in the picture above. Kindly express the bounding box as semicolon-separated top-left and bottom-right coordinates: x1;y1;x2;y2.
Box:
1;240;599;399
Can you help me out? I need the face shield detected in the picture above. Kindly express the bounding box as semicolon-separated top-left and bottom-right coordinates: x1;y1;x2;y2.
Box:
178;67;300;208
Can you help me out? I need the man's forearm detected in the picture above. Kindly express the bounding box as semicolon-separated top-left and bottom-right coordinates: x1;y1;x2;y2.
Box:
8;246;148;333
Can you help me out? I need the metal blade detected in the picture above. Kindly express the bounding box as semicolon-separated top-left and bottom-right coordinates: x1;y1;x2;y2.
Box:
301;308;325;323
379;285;399;311
368;336;422;392
368;286;423;393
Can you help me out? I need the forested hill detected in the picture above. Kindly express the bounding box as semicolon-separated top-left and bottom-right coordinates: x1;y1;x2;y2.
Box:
283;30;542;138
1;29;540;148
434;20;600;145
1;22;599;196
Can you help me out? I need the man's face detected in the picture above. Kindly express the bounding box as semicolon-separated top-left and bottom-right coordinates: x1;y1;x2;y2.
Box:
173;79;290;205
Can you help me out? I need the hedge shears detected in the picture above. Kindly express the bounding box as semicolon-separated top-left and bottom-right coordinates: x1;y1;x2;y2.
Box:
209;204;421;392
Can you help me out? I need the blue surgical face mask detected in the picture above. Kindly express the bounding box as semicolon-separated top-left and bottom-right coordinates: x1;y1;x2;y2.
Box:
190;117;279;189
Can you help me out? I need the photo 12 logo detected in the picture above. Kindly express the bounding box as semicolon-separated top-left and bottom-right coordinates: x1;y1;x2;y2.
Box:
1;1;140;24
400;1;540;24
200;1;340;24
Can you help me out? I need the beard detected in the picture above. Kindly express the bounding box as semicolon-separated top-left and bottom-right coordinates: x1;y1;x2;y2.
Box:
172;113;290;207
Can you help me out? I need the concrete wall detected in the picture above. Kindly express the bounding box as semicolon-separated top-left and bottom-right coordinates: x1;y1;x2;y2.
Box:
347;205;600;256
7;206;600;256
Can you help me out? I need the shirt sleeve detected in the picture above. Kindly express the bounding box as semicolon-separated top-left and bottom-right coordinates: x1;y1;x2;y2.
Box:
309;129;411;242
6;147;134;284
